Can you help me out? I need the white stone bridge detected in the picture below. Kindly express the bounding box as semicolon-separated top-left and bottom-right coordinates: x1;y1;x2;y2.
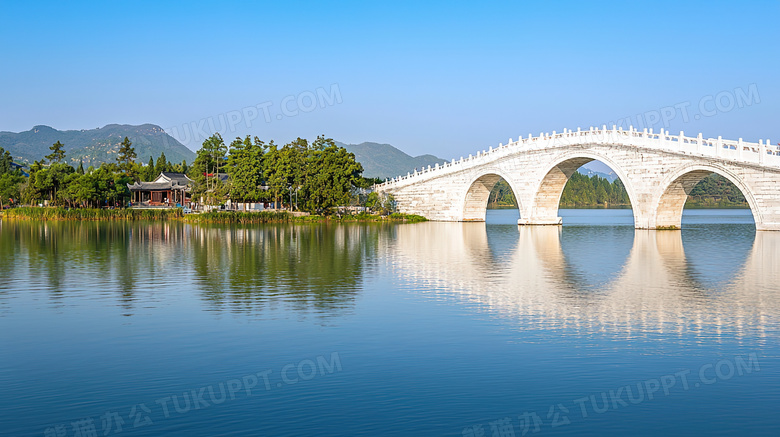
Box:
374;126;780;230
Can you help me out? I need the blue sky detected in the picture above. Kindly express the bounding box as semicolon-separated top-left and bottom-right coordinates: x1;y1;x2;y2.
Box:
1;0;778;159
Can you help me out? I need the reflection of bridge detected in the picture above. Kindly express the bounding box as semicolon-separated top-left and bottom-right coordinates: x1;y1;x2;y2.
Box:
375;127;780;230
387;223;780;338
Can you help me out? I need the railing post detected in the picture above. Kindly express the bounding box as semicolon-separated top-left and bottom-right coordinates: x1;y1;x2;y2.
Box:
760;140;766;165
735;137;740;160
679;130;684;152
698;133;704;155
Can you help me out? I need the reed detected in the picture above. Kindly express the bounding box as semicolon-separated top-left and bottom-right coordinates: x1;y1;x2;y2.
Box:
3;207;183;221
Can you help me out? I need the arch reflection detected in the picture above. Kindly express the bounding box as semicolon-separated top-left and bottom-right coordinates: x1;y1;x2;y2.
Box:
390;222;778;339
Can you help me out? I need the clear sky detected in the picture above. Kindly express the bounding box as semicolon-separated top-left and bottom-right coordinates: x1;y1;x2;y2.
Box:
1;0;778;159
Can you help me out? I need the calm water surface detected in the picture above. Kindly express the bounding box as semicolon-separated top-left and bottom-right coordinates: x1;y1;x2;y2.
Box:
1;209;778;436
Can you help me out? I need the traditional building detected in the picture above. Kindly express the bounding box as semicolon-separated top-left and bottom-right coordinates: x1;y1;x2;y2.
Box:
128;172;192;207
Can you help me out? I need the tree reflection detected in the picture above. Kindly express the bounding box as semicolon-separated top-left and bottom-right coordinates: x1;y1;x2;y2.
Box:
0;220;377;318
190;223;380;316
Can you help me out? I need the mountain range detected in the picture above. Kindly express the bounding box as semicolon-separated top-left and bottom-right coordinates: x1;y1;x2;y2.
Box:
0;124;195;167
0;124;614;181
336;141;615;181
335;141;446;179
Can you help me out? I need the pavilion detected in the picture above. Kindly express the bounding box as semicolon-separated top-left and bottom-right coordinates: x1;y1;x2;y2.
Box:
128;172;192;207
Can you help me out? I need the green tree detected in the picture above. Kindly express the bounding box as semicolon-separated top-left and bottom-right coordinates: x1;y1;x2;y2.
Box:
264;138;308;209
263;143;284;207
0;147;14;175
34;162;74;205
301;136;363;214
116;137;138;180
142;156;155;181
191;134;228;206
227;136;267;203
46;141;66;164
365;191;379;210
0;173;23;209
595;182;608;204
154;152;169;176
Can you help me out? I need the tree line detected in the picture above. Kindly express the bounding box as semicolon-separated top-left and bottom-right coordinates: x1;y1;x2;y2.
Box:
0;134;376;214
190;133;369;214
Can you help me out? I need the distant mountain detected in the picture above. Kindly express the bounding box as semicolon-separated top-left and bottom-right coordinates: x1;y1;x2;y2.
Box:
577;167;617;182
335;141;446;179
0;124;196;167
578;161;618;181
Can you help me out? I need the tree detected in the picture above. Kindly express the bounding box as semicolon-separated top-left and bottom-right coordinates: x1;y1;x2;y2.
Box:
264;139;307;209
301;136;363;213
263;143;284;207
0;173;23;209
76;160;85;175
46;141;66;164
595;183;608;204
0;147;14;175
116;137;137;179
34;162;74;205
143;156;156;181
154;152;169;176
191;134;228;206
365;192;379;210
227;136;267;204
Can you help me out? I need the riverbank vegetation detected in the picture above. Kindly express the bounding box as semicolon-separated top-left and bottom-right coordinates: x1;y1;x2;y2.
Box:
183;211;426;224
4;207;182;221
2;207;426;224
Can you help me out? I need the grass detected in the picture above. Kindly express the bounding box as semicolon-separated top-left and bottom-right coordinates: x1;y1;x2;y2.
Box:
183;211;296;224
184;210;428;224
4;207;183;221
2;207;428;224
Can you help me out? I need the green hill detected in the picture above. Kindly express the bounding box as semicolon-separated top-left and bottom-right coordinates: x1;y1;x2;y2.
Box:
0;124;195;167
335;141;445;179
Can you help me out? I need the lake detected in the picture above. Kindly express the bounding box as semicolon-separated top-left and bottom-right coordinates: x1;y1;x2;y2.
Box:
1;209;778;436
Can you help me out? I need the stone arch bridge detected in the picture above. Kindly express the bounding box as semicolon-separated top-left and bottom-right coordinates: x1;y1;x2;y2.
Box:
374;126;780;230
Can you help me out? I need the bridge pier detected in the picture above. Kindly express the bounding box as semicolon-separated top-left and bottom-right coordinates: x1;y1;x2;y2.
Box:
517;217;562;226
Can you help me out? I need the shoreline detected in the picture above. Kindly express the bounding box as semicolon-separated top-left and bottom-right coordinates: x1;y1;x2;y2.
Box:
2;205;751;223
488;203;750;210
0;207;427;224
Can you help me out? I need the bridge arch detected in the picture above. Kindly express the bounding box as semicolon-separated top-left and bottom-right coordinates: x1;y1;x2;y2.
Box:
527;151;639;225
653;164;760;229
461;168;522;221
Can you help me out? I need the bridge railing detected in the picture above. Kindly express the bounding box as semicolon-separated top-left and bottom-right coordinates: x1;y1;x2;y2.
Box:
374;126;778;189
